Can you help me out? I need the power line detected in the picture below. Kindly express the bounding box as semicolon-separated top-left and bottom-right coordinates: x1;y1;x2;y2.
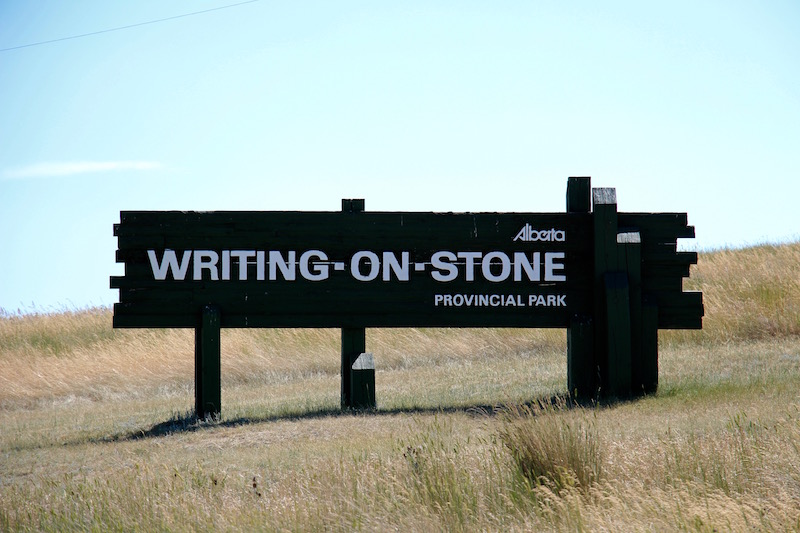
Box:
0;0;261;53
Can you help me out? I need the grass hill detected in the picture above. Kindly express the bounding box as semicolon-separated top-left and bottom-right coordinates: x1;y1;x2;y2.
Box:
1;243;799;531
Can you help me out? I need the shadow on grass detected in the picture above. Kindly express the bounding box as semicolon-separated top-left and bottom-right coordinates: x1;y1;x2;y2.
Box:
106;391;626;443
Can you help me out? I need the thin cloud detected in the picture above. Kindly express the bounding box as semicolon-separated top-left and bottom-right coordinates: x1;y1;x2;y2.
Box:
2;161;163;179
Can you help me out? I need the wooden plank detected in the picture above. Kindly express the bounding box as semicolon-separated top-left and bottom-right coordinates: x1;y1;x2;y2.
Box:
618;213;694;240
657;287;704;329
658;314;703;329
653;290;704;309
639;277;683;293
640;249;698;266
111;302;585;329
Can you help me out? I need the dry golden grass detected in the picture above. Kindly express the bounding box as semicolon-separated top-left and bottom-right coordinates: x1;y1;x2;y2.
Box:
2;243;800;531
0;317;564;411
667;241;800;344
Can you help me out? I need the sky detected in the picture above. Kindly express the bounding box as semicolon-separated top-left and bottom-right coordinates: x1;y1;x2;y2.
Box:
1;1;798;312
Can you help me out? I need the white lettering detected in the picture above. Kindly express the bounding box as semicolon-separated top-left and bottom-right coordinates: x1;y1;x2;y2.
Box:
382;251;409;281
482;251;511;282
300;250;329;281
228;250;256;281
145;247;567;285
544;252;566;282
269;251;296;281
513;224;566;242
513;252;541;281
147;249;191;280
457;252;482;281
221;250;231;280
351;251;380;281
431;251;458;282
193;250;219;281
256;251;266;281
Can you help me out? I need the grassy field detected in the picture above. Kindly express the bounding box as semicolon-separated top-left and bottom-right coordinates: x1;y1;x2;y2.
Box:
1;243;800;531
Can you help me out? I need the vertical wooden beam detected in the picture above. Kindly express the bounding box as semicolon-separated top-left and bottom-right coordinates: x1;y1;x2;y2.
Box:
195;305;221;419
342;198;365;213
340;198;372;409
567;315;595;399
592;188;619;394
618;232;643;397
566;176;591;213
640;299;659;394
593;188;620;272
566;177;595;399
604;272;632;398
341;327;367;409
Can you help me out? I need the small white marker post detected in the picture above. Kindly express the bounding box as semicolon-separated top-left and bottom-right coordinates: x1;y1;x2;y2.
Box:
351;353;376;410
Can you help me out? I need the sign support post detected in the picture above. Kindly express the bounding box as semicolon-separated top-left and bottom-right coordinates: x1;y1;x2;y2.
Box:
566;177;596;399
195;305;221;419
340;199;375;409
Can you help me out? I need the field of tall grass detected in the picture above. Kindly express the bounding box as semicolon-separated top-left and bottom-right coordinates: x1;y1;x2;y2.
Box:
1;243;799;531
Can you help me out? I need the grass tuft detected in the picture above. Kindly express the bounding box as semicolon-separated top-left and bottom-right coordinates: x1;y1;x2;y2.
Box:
499;401;603;494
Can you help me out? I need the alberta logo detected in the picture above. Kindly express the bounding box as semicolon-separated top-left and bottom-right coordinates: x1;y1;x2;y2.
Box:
513;224;566;242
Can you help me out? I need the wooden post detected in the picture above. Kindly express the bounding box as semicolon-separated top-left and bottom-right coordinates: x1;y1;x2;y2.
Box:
640;299;659;394
566;176;591;213
342;198;365;213
341;327;367;409
567;315;595;399
566;177;596;398
618;232;643;397
340;198;373;409
592;188;619;395
195;305;221;419
350;353;376;409
604;271;632;398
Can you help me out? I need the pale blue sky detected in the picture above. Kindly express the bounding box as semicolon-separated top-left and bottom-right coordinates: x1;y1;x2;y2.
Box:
1;1;798;312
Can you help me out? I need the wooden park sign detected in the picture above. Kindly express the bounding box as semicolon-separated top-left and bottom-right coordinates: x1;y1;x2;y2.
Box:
111;177;703;418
